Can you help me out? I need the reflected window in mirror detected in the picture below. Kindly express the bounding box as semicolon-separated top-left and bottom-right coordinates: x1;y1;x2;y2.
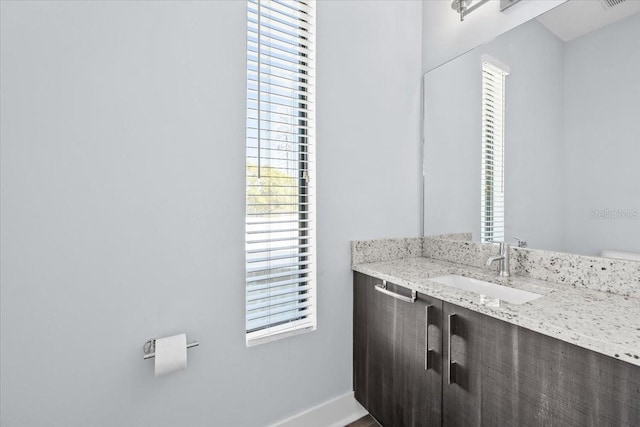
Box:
480;59;509;243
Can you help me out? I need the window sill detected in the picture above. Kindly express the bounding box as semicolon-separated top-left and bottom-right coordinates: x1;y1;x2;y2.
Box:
246;320;316;347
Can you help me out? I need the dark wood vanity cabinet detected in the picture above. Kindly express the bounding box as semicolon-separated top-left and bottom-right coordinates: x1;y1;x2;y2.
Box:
353;272;443;427
354;272;640;427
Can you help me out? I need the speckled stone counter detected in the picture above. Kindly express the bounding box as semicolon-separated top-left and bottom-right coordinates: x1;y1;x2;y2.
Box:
352;256;640;368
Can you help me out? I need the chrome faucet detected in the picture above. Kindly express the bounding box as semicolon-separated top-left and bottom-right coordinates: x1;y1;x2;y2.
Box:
486;241;510;277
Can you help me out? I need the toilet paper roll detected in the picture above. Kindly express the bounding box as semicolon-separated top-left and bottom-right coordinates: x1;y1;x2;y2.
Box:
154;333;187;377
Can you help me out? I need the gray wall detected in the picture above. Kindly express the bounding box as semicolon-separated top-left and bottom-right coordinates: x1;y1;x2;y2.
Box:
0;1;423;426
563;13;640;256
423;19;565;250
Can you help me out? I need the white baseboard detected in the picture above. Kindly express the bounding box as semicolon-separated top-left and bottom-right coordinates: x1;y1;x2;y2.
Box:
270;391;368;427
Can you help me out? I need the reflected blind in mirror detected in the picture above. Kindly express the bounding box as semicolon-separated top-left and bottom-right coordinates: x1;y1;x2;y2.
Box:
246;0;316;346
481;61;508;243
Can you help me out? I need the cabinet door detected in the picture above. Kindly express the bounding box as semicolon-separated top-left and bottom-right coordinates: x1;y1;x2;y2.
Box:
443;300;640;427
487;323;640;427
353;272;442;427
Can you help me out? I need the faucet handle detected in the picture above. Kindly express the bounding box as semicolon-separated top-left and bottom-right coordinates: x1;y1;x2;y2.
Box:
513;237;527;248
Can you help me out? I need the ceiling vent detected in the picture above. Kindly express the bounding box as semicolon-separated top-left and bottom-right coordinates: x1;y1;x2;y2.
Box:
599;0;627;8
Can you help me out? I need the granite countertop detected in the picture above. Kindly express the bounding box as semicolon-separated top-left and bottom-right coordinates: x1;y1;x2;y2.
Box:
352;256;640;368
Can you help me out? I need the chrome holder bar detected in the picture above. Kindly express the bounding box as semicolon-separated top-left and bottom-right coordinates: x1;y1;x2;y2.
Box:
143;339;200;360
374;281;416;303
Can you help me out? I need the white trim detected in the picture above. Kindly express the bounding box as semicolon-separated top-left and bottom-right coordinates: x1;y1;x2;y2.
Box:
269;392;368;427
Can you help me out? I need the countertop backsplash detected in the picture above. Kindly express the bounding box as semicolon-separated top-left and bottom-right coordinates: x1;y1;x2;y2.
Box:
350;237;423;266
511;246;640;299
351;234;640;299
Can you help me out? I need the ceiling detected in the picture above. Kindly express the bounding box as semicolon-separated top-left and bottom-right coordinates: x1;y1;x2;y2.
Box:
537;0;640;41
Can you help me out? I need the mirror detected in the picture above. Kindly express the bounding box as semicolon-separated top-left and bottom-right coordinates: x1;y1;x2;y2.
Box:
423;0;640;259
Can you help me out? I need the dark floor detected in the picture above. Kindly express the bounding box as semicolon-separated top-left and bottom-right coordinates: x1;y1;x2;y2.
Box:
346;414;380;427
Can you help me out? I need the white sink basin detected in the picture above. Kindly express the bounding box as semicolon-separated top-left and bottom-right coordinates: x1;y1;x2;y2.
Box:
429;274;542;305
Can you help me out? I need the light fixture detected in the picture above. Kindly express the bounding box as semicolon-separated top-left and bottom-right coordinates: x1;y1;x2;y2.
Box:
452;0;522;22
451;0;489;21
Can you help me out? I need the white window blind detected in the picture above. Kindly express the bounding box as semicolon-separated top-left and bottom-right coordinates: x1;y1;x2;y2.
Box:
481;60;508;243
246;0;316;345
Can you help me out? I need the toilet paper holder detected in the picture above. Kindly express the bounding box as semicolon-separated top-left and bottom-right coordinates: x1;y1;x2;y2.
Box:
143;338;200;360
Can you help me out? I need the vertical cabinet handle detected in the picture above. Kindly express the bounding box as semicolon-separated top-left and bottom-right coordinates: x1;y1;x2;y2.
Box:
448;313;458;385
424;304;433;370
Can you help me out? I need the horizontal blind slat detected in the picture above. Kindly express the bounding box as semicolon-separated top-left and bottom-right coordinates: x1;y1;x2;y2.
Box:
248;277;310;293
247;16;313;41
248;3;314;30
270;0;314;16
247;227;312;235
247;259;311;274
247;245;312;257
247;302;313;322
247;122;310;132
247;290;313;309
248;80;313;99
248;89;311;106
247;53;312;75
247;250;313;263
247;268;312;284
247;235;310;245
247;68;312;89
246;310;313;333
250;0;314;21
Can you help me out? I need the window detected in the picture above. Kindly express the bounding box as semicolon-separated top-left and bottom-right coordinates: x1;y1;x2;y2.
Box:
480;59;508;243
245;0;316;346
